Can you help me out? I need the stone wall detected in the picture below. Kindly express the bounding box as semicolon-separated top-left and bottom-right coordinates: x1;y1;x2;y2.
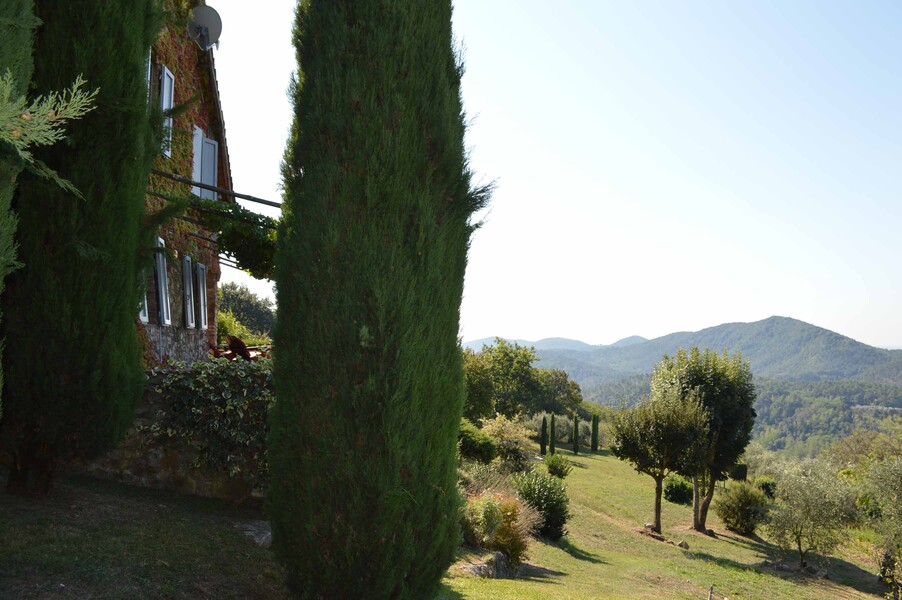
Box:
70;374;264;506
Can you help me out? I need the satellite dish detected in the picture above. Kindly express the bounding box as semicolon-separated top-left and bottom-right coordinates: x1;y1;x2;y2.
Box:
188;5;222;51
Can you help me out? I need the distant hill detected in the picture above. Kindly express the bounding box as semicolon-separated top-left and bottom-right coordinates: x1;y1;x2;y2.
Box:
462;336;597;353
609;335;648;348
532;316;902;388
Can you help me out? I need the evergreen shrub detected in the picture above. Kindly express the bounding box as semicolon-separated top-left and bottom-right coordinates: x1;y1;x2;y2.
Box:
663;475;694;506
545;453;572;479
540;415;548;455
458;419;497;464
157;359;274;481
755;476;777;500
713;481;770;536
511;471;571;540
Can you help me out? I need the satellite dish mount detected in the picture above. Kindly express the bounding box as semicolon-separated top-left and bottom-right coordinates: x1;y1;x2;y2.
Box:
188;5;222;51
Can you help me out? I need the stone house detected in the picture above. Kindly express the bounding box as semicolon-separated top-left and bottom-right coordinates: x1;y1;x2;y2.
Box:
139;1;231;364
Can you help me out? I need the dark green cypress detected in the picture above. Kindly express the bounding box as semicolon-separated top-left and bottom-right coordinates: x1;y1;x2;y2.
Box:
573;414;579;455
591;414;599;452
1;1;161;494
0;0;37;421
269;1;490;597
550;413;557;455
540;415;548;455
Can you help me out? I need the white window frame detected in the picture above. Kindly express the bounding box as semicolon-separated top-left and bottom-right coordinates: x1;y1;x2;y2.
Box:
155;237;172;326
160;65;175;158
182;255;195;328
195;263;208;330
191;125;204;196
139;290;149;324
199;136;219;200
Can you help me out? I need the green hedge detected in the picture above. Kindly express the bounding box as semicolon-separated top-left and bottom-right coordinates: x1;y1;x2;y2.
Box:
157;359;274;482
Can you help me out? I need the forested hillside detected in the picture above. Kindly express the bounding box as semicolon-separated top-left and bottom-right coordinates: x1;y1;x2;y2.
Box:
467;316;902;457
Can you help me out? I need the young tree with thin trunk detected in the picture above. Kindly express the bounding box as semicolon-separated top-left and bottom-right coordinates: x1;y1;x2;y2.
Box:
1;1;160;495
610;387;709;533
269;2;490;597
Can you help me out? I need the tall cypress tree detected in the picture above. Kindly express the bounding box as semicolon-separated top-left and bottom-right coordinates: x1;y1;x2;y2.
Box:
269;2;490;597
540;415;548;455
573;413;579;455
591;414;599;452
550;413;557;455
0;1;161;494
0;0;38;421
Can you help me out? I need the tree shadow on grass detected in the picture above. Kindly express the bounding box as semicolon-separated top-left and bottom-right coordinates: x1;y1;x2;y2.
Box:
517;563;566;582
686;549;885;597
556;537;606;564
433;582;465;600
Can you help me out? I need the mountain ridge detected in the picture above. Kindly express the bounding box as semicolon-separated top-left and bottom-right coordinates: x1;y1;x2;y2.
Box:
464;316;902;387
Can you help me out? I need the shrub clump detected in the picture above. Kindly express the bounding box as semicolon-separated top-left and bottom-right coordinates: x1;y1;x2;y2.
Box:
157;358;274;481
545;453;572;479
481;414;534;473
663;475;694;506
461;491;539;565
713;481;770;536
755;476;777;500
511;471;571;540
458;419;497;464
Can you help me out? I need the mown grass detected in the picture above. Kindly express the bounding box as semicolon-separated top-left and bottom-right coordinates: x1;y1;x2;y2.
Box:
1;450;886;599
440;448;885;600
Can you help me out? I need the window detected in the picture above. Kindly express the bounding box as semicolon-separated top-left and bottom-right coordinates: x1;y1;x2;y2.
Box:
156;237;171;326
191;126;203;196
190;127;219;199
139;290;149;324
182;256;195;328
195;263;208;330
199;136;219;199
160;66;175;157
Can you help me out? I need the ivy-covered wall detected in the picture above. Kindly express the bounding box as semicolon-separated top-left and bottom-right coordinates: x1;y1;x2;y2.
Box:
141;0;232;363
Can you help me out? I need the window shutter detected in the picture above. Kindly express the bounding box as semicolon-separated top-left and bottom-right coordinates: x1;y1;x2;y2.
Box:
199;137;219;200
191;126;203;195
195;263;208;330
160;66;175;158
156;237;172;326
182;256;195;328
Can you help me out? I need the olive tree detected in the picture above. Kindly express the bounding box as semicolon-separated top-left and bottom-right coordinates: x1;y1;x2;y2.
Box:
765;460;854;569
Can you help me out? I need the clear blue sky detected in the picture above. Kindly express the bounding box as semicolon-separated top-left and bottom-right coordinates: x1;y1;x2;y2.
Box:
215;1;902;348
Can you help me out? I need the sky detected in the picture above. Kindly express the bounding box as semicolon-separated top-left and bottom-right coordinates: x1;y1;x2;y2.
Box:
212;1;902;349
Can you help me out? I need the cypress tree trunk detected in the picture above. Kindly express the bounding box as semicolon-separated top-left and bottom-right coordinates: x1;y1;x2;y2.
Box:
550;413;556;455
1;1;160;494
540;415;547;455
572;414;579;455
269;2;489;597
0;0;38;423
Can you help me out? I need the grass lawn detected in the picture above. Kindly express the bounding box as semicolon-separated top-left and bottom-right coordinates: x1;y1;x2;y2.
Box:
0;473;289;599
440;448;885;600
1;450;887;599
